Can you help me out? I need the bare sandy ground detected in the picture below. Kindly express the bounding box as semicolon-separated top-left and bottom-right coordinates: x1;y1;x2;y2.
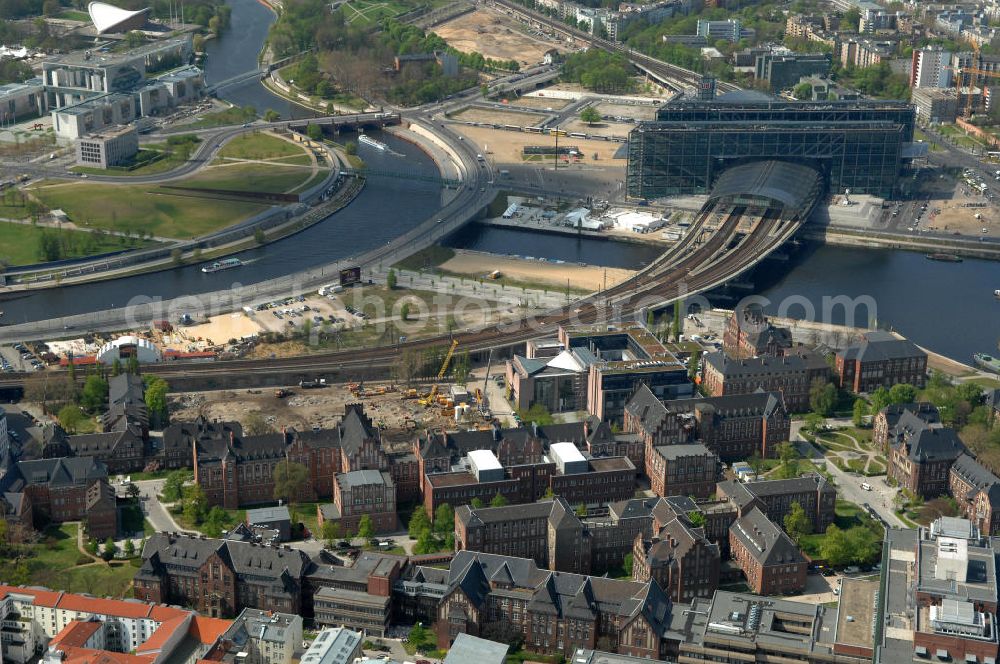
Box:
509;97;572;110
559;118;631;139
440;249;635;292
594;102;660;121
170;313;262;347
453;125;626;164
433;8;570;65
452;106;545;126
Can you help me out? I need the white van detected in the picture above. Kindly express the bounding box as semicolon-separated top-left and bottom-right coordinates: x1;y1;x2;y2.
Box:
860;482;872;491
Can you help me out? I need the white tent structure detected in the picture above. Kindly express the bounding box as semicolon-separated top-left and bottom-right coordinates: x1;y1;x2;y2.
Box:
88;1;150;34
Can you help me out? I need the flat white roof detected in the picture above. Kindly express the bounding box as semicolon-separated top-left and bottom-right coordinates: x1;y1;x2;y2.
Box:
549;442;586;464
468;449;502;471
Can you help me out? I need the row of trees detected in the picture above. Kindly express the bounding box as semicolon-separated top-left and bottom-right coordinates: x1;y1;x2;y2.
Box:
560;49;632;93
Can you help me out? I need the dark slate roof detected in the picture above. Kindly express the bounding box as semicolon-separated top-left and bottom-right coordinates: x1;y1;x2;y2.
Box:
337;404;379;456
654;443;716;461
739;474;833;498
163;417;243;453
511;355;547;376
703;350;828;377
951;455;1000;508
625;384;786;438
879;402;939;431
446;551;672;632
67;426;144;457
837;331;926;363
548;496;583;532
889;413;966;462
608;496;662;521
16;456;107;487
646;517;716;567
730;507;805;566
142;532;310;581
337;469;391;489
108;373;145;406
456;501;554;529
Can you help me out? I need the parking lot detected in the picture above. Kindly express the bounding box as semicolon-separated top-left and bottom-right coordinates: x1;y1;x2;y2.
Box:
0;342;45;373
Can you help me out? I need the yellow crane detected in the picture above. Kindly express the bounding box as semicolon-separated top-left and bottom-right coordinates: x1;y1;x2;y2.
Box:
419;338;459;406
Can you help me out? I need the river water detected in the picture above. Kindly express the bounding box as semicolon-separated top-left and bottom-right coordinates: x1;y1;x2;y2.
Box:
446;224;999;364
0;0;442;322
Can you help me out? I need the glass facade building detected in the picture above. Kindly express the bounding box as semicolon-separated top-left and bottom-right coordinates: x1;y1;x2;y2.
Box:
627;93;915;200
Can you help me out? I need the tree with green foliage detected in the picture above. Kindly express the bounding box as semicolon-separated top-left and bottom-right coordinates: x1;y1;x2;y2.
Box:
561;49;632;93
809;378;838;416
183;484;208;525
471;497;484;508
776;441;800;479
306;123;323;141
273;460;309;506
869;386;891;414
490;492;509;508
843;7;861;31
144;376;169;429
387;269;397;289
580;106;602;125
888;383;917;405
111;358;122;377
516;403;554;426
57;404;86;433
357;515;374;541
263;109;280;122
254;228;266;245
820;523;852;565
783;501;812;542
344;141;358;156
243;410;274;436
687;510;706;527
322;521;341;548
408;508;432;539
576;503;587;517
102;537;117;561
434;503;454;536
748;452;766;478
123;539;135;557
793;82;813;100
86;539;99;556
623;553;634;577
688;350;702;381
81;374;108;413
161;470;190;503
852;398;868;427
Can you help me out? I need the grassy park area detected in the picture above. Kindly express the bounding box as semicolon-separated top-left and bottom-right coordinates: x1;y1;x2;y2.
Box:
0;523;138;597
0;221;155;266
182;163;327;195
217;133;305;160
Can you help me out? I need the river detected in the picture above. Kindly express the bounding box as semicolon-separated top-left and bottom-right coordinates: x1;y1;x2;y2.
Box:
445;224;999;364
0;0;442;323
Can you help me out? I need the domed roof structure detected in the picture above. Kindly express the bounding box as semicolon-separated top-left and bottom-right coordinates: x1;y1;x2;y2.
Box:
96;335;162;365
87;1;150;34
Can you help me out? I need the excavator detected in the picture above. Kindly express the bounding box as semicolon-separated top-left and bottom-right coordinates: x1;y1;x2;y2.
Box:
419;338;459;407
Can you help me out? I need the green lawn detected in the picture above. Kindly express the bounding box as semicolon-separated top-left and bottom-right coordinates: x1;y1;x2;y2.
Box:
340;0;413;27
967;377;1000;390
57;9;90;20
217;133;304;160
30;181;269;240
0;220;155;266
0;523;136;597
182;163;323;195
0;201;33;219
71;147;191;178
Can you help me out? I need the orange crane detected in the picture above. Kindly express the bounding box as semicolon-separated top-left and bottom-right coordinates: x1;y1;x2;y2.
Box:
948;42;1000;117
419;338;459;406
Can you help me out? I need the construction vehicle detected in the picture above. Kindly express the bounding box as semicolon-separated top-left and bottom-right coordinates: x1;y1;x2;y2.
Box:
419;339;460;407
275;388;291;398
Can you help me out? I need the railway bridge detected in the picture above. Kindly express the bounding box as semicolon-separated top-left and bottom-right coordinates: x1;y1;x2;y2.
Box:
0;160;822;393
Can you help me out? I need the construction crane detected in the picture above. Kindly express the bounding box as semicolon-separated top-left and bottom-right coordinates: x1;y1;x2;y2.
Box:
479;349;493;414
419;339;459;406
949;41;1000;117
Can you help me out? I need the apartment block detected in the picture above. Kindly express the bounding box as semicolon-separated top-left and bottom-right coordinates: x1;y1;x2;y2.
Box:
645;443;719;499
716;475;836;533
729;507;807;595
835;330;927;393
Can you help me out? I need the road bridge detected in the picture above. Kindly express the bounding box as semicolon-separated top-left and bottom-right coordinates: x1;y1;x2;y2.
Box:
286;113;402;133
0;161;822;391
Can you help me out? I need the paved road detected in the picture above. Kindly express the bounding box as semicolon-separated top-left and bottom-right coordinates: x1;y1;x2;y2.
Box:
791;418;906;529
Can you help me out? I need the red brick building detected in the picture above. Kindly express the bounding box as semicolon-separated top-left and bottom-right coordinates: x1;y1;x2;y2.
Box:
625;385;790;463
632;515;720;603
716;475;836;533
886;414;966;498
700;350;829;412
322;469;398;535
7;457;118;539
722;305;792;359
645;443;719;499
729;508;806;595
949;454;1000;535
873;402;940;451
835;330;927;393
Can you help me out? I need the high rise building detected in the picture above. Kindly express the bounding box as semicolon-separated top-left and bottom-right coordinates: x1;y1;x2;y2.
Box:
912;46;953;89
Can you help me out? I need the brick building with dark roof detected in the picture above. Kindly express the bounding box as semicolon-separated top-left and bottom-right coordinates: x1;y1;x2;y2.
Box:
885;411;966;498
716;475;836;533
722;305;793;359
873;402;940;451
949;454;1000;535
835;330;927;393
624;384;790;462
327;469;398;534
645;443;719;499
729;507;807;595
700;350;830;412
632;514;721;603
433;550;676;658
134;532;312;618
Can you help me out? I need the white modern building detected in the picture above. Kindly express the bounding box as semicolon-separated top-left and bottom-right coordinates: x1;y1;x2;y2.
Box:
51;92;138;139
0;79;46;123
300;627;362;664
87;1;150;33
95;335;162;365
77;124;139;168
911;46;953;89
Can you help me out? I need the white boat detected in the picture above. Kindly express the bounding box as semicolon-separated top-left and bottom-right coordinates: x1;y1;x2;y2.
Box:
995;289;1000;298
358;134;387;151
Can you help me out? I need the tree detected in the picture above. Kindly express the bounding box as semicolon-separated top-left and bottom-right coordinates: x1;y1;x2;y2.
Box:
820;524;852;566
243;410;274;436
356;515;374;541
183;484;208;524
809;378;838;416
162;470;190;502
409;509;432;539
580;106;602;125
516;403;554;426
687;510;706;527
273;461;309;506
849;399;867;428
843;7;861;31
144;377;170;429
688;350;702;381
344;141;358;156
254;228;266;245
434;503;455;536
322;521;341;547
888;383;917;405
263;109;280;122
470;497;484;508
123;539;136;557
575;503;587;517
783;501;812;542
81;374;109;413
776;441;800;479
748;452;766;478
623;552;634;577
57;404;85;433
126;483;140;500
102;537;117;561
86;539;99;556
306;123;323;140
793;81;813;100
490;492;509;507
111;358;122;377
400;302;411;322
387;269;397;290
